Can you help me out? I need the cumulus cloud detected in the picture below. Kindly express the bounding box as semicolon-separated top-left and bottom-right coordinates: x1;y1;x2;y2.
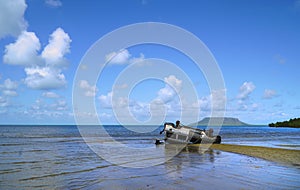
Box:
0;0;27;38
1;0;71;91
3;79;18;90
41;27;71;67
156;75;182;103
0;79;18;97
0;96;8;107
192;96;210;111
164;75;182;91
263;89;277;99
115;83;128;90
28;98;69;119
45;0;62;7
105;49;131;64
3;31;41;66
24;67;66;90
210;89;226;110
42;92;59;98
98;92;113;108
237;82;255;100
191;89;226;113
2;90;17;97
79;80;98;97
130;53;149;66
51;100;67;111
97;75;183;122
3;27;71;90
105;49;146;65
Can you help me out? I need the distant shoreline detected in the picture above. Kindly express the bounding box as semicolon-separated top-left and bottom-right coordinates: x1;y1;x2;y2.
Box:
269;118;300;128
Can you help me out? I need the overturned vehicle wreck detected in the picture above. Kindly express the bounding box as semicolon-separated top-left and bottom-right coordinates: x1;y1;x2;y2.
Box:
158;122;221;144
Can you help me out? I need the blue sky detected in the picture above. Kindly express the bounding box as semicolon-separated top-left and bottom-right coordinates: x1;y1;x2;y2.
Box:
0;0;299;125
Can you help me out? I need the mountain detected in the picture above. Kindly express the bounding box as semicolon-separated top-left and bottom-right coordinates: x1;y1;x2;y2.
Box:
191;117;251;126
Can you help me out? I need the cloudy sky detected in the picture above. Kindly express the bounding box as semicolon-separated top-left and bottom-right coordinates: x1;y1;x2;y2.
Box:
0;0;299;125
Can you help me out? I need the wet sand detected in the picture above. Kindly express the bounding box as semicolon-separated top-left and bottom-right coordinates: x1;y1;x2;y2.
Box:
192;144;300;166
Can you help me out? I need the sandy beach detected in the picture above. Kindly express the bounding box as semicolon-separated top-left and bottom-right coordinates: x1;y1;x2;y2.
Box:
191;144;300;166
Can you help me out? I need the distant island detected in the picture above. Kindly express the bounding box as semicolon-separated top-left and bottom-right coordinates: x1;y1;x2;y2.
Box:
269;118;300;128
191;117;252;126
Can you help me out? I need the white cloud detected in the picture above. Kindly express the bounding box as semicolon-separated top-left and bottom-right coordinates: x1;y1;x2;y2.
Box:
24;67;66;90
237;101;248;111
191;89;226;113
3;31;41;66
99;92;150;121
210;89;226;110
98;92;113;108
263;89;277;99
0;96;8;107
2;90;18;97
41;27;71;67
45;0;62;7
42;92;59;98
25;28;71;90
79;80;98;97
98;112;113;121
97;75;183;123
130;53;146;65
155;75;182;103
3;79;18;90
251;103;259;110
27;98;70;120
115;83;128;89
0;79;18;97
51;100;67;111
105;49;146;65
164;75;182;91
96;75;222;123
192;96;211;111
237;82;255;100
105;49;131;64
156;86;175;103
0;0;27;38
3;27;71;90
271;111;288;117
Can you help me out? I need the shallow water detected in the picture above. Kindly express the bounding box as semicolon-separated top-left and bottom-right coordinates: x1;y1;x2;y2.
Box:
0;125;299;189
219;126;300;150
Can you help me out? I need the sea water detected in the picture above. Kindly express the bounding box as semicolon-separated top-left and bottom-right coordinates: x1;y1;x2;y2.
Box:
219;126;300;150
0;125;299;189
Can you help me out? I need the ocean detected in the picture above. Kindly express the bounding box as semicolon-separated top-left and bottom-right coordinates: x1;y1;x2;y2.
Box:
0;125;299;189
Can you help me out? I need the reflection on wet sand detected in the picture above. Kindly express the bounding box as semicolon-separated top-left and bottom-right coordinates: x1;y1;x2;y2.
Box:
163;144;219;179
160;143;300;190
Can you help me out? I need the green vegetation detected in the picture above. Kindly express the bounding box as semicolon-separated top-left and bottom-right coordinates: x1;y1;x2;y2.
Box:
269;118;300;128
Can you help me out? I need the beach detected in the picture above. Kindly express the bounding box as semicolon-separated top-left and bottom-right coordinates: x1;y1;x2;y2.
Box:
210;144;300;166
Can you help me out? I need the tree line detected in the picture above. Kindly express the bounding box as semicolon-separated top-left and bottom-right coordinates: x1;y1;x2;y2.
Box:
269;118;300;128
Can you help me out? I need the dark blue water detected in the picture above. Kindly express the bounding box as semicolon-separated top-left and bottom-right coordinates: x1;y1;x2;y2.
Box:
0;125;299;189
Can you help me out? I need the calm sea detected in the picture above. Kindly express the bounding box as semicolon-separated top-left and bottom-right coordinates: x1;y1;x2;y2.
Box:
0;125;299;189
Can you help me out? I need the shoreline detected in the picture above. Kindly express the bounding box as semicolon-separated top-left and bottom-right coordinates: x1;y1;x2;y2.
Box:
190;144;300;166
